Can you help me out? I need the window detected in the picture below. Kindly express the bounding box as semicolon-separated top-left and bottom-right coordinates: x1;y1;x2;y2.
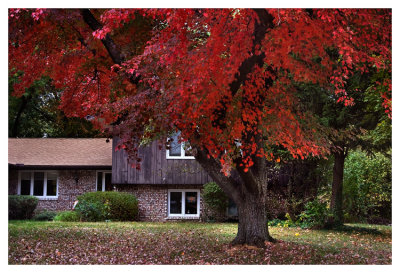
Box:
96;171;112;191
18;171;58;199
166;133;195;159
168;189;200;217
20;172;31;195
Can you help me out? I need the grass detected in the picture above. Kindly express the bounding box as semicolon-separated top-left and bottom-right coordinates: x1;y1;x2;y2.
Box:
8;221;391;265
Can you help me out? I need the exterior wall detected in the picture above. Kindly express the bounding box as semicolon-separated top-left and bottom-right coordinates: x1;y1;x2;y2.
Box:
116;184;205;222
112;138;211;185
8;168;18;195
8;169;99;211
38;170;97;211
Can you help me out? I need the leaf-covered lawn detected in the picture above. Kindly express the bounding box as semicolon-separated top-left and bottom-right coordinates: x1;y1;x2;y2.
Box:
8;221;391;265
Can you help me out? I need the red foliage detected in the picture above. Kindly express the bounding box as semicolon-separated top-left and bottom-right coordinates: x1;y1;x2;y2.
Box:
8;9;391;172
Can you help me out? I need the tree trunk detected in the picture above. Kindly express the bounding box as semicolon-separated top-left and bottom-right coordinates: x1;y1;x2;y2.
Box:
330;150;346;226
193;146;275;248
10;93;31;137
232;196;275;247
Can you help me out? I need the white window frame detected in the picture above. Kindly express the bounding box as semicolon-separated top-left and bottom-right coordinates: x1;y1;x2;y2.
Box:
17;170;59;200
167;189;200;218
166;142;195;160
96;171;112;192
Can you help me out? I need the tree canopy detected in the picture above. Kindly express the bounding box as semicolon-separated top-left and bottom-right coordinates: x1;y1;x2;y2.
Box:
9;8;391;168
8;8;391;246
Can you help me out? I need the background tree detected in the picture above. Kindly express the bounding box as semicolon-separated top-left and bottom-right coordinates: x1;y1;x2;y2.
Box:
9;8;391;247
294;63;391;226
9;74;99;138
343;149;391;224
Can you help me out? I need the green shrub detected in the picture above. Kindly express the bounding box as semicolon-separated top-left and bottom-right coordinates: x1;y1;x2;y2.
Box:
343;150;391;223
202;182;229;213
268;213;298;228
8;195;38;220
75;191;138;221
54;211;80;222
75;199;108;221
298;199;330;229
32;210;57;221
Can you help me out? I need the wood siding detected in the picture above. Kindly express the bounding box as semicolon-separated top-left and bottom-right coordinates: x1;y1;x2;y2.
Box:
112;138;211;185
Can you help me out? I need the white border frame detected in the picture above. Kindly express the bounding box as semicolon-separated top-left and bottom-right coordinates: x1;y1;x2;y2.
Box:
167;189;200;217
17;170;59;200
96;171;112;192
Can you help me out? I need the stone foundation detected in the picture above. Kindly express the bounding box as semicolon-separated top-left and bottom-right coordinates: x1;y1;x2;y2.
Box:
9;168;208;220
116;184;205;221
8;169;99;211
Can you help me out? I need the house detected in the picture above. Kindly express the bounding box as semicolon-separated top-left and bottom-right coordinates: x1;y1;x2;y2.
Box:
8;137;227;221
8;138;112;211
111;137;211;221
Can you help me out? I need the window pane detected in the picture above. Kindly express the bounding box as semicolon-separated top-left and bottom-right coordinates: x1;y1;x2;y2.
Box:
97;172;103;191
169;134;181;156
170;192;182;214
185;192;198;215
33;172;44;196
20;173;31;196
105;173;112;191
47;173;57;196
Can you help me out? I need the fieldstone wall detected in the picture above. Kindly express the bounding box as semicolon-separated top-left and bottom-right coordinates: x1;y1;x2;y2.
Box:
8;169;98;211
116;184;205;222
38;170;97;211
9;168;206;219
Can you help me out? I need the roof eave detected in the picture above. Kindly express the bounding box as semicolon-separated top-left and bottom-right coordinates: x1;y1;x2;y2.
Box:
8;163;111;170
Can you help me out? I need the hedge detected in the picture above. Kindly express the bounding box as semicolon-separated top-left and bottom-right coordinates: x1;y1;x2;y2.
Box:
54;211;80;222
75;191;138;221
32;210;57;221
8;195;38;220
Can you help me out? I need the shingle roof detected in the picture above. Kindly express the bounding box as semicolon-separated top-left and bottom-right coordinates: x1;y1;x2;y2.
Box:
8;138;112;167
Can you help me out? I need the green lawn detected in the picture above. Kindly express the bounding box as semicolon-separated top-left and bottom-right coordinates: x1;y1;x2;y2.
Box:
8;221;391;265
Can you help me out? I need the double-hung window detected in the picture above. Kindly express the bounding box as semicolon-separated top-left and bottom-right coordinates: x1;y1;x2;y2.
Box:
166;133;195;159
18;171;58;199
168;189;200;217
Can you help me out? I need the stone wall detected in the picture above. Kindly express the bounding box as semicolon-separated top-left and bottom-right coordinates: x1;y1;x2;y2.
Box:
116;184;205;221
8;169;98;211
9;168;207;220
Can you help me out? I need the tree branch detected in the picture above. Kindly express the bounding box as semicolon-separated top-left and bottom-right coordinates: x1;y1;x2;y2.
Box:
229;9;274;97
80;9;124;65
193;145;244;203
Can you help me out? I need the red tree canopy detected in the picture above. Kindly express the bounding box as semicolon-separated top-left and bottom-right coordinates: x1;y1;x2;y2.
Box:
9;8;391;173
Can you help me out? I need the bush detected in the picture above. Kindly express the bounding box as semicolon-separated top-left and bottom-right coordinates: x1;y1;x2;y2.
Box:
268;213;298;228
8;195;38;220
202;182;230;222
343;150;391;223
75;191;138;221
75;199;108;221
202;182;229;213
54;211;80;222
32;210;57;221
298;199;330;229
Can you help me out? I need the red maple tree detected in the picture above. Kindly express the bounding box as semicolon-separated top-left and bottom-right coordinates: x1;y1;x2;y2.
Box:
9;8;391;246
